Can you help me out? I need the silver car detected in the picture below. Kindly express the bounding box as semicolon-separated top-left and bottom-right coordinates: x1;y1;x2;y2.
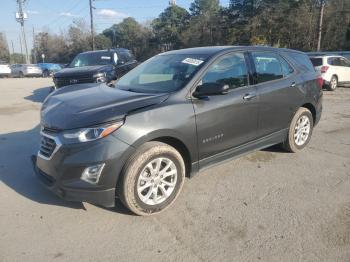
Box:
11;64;42;77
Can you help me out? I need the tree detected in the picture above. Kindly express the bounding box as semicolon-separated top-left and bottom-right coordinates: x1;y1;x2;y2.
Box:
95;34;112;50
182;0;222;46
0;33;10;63
152;5;190;50
103;17;156;60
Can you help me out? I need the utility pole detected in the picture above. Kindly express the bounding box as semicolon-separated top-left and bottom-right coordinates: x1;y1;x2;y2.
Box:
19;35;24;63
16;0;30;64
11;40;15;64
89;0;95;50
11;40;15;54
32;27;36;64
317;0;325;51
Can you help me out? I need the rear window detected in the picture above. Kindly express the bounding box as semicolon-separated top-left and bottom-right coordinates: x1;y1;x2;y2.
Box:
289;52;315;72
310;58;323;67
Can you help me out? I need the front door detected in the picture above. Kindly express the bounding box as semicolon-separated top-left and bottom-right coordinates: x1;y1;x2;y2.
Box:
192;52;259;161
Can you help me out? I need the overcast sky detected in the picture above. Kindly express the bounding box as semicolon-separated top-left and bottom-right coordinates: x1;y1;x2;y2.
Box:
1;0;230;55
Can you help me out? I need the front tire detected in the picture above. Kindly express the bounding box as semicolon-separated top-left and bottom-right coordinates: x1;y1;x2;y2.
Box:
118;142;185;216
283;107;313;153
327;75;338;91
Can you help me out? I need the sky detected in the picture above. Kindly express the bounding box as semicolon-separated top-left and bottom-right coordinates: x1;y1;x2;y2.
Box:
1;0;230;55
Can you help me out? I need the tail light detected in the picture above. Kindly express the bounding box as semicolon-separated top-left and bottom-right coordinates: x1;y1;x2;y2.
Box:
321;66;329;73
316;75;324;89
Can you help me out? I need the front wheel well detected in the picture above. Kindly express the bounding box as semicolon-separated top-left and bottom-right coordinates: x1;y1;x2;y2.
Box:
151;137;192;177
301;103;316;123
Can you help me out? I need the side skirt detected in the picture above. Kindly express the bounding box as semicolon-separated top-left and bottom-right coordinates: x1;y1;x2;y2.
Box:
190;129;288;177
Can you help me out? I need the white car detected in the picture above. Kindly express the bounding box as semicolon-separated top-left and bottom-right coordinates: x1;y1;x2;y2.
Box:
310;55;350;91
10;64;43;78
0;63;11;77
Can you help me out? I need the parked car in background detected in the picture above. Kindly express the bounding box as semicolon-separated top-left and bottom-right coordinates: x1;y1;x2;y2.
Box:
11;64;42;77
310;55;350;91
37;63;62;77
34;46;323;216
308;51;350;62
0;63;11;77
52;48;138;89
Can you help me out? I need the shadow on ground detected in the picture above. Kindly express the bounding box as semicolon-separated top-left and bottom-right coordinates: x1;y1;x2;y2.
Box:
0;125;86;209
24;86;52;103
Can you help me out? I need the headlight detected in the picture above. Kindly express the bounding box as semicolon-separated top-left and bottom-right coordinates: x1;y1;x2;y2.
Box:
63;121;123;142
94;72;106;83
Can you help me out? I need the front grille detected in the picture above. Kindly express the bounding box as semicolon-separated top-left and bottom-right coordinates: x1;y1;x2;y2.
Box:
39;135;57;159
42;126;60;134
55;75;94;88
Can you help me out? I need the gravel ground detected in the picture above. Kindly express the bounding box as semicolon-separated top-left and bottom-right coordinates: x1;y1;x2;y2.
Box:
0;78;349;262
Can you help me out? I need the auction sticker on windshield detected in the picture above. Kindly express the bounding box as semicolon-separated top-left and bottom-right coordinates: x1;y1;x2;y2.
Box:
101;56;111;60
182;58;204;66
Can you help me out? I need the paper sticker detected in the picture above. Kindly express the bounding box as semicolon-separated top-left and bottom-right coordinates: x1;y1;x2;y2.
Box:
101;56;111;60
182;58;204;66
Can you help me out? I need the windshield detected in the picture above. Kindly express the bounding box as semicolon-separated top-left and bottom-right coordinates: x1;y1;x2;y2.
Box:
116;54;209;93
69;52;113;67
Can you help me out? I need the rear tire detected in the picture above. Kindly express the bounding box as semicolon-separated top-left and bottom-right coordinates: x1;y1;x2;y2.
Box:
282;108;313;153
118;142;185;216
327;75;337;91
19;71;24;78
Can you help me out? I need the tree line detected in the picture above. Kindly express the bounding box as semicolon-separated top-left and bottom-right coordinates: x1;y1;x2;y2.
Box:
1;0;349;64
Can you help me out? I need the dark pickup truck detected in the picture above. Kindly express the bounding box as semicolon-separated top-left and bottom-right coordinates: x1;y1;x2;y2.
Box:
53;48;138;89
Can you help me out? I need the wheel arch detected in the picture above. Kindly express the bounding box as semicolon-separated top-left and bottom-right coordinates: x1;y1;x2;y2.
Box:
150;136;192;177
301;103;316;124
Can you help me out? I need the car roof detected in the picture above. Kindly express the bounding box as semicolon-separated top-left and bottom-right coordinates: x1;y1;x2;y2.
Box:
310;55;344;59
160;46;304;57
80;48;129;55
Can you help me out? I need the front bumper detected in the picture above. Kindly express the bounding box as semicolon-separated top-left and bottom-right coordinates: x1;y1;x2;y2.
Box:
33;133;135;207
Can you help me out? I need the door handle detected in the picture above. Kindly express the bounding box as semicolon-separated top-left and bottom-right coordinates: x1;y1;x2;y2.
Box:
243;93;256;101
290;82;296;87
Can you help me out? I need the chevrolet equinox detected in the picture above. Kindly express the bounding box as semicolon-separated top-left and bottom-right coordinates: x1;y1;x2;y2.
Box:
34;46;323;216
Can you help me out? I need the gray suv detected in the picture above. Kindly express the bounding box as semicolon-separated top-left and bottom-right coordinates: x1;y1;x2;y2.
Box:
33;46;323;216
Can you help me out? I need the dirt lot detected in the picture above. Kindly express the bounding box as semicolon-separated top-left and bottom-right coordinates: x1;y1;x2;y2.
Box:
0;78;349;262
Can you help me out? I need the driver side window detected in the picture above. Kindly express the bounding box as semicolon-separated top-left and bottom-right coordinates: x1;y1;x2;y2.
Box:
202;53;248;90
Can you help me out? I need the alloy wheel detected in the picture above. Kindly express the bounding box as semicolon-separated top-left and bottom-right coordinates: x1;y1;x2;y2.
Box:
294;115;311;146
137;157;177;205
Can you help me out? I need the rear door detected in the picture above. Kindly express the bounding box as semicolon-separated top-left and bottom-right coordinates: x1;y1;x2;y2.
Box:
193;52;259;161
250;51;303;138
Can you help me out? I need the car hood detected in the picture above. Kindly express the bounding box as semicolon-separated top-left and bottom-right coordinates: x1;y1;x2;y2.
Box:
41;83;169;130
54;65;112;77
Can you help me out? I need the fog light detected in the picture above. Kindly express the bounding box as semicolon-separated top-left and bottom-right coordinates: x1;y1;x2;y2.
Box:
81;163;105;184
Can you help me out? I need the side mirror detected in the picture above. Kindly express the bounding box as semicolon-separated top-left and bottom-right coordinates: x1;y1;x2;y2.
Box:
193;82;229;98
